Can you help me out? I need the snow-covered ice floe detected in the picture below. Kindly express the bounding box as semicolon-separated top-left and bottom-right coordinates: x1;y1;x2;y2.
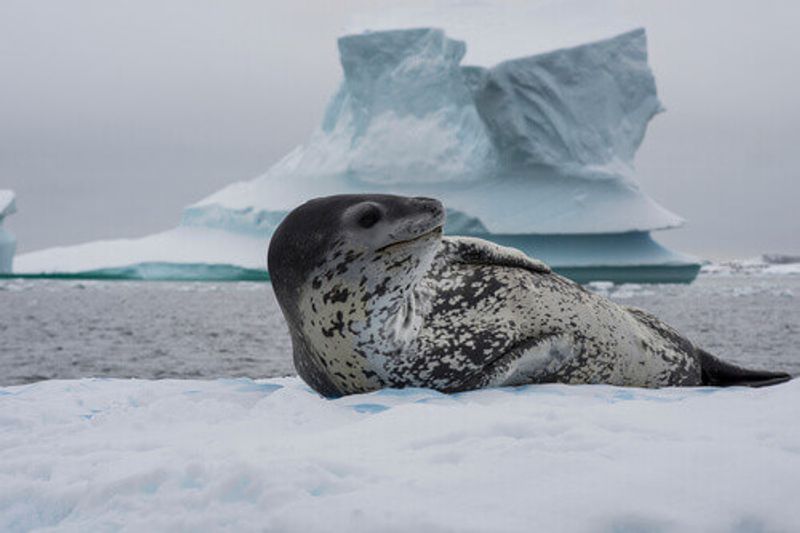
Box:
1;377;798;532
15;28;700;283
0;190;16;273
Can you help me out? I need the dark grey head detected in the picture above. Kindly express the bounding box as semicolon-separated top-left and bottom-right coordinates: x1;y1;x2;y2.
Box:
268;194;445;311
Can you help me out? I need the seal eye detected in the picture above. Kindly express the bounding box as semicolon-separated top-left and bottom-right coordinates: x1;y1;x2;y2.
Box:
357;206;382;229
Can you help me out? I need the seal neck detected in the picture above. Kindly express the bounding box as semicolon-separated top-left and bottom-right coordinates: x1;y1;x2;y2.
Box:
292;241;437;395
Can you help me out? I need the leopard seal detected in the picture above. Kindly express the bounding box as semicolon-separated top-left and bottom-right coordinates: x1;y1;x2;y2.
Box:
267;194;791;397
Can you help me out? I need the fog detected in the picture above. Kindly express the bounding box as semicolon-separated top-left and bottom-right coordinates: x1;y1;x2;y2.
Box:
1;0;798;259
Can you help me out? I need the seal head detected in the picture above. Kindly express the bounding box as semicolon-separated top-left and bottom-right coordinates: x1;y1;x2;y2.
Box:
268;194;445;396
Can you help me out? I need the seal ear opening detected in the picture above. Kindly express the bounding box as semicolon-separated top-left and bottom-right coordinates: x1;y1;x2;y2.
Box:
356;204;382;229
698;349;792;388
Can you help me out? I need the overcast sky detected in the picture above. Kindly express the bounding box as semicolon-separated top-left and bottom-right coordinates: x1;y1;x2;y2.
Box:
1;0;798;259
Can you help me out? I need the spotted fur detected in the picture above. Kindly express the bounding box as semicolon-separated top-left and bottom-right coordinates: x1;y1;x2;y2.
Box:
268;194;790;397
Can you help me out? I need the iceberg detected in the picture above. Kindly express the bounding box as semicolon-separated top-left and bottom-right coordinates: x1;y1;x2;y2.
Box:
15;28;700;283
0;190;17;273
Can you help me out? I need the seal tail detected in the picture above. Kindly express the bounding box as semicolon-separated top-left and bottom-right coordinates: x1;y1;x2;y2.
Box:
698;349;792;387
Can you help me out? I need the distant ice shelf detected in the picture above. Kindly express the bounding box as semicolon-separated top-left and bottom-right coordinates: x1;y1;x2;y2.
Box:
13;227;269;281
0;190;17;273
13;28;700;283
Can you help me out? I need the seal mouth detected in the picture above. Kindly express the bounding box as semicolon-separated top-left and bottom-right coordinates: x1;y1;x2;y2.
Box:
376;225;443;253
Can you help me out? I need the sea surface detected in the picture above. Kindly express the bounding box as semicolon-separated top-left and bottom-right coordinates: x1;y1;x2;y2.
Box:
1;274;798;386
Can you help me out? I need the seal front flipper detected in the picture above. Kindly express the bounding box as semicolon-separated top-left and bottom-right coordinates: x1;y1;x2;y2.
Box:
439;236;551;274
698;349;792;388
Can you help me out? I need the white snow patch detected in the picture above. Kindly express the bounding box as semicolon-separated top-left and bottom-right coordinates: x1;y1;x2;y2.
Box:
1;377;799;532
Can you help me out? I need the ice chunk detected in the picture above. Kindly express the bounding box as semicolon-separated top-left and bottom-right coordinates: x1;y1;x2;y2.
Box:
0;190;17;273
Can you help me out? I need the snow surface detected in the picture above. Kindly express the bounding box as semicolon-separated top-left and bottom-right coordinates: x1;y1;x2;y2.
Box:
0;190;17;273
1;377;798;532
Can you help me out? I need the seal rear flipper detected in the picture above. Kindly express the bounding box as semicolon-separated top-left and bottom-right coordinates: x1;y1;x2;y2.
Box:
698;349;792;388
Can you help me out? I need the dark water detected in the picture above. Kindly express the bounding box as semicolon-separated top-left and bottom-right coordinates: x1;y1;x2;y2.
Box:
1;275;798;386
